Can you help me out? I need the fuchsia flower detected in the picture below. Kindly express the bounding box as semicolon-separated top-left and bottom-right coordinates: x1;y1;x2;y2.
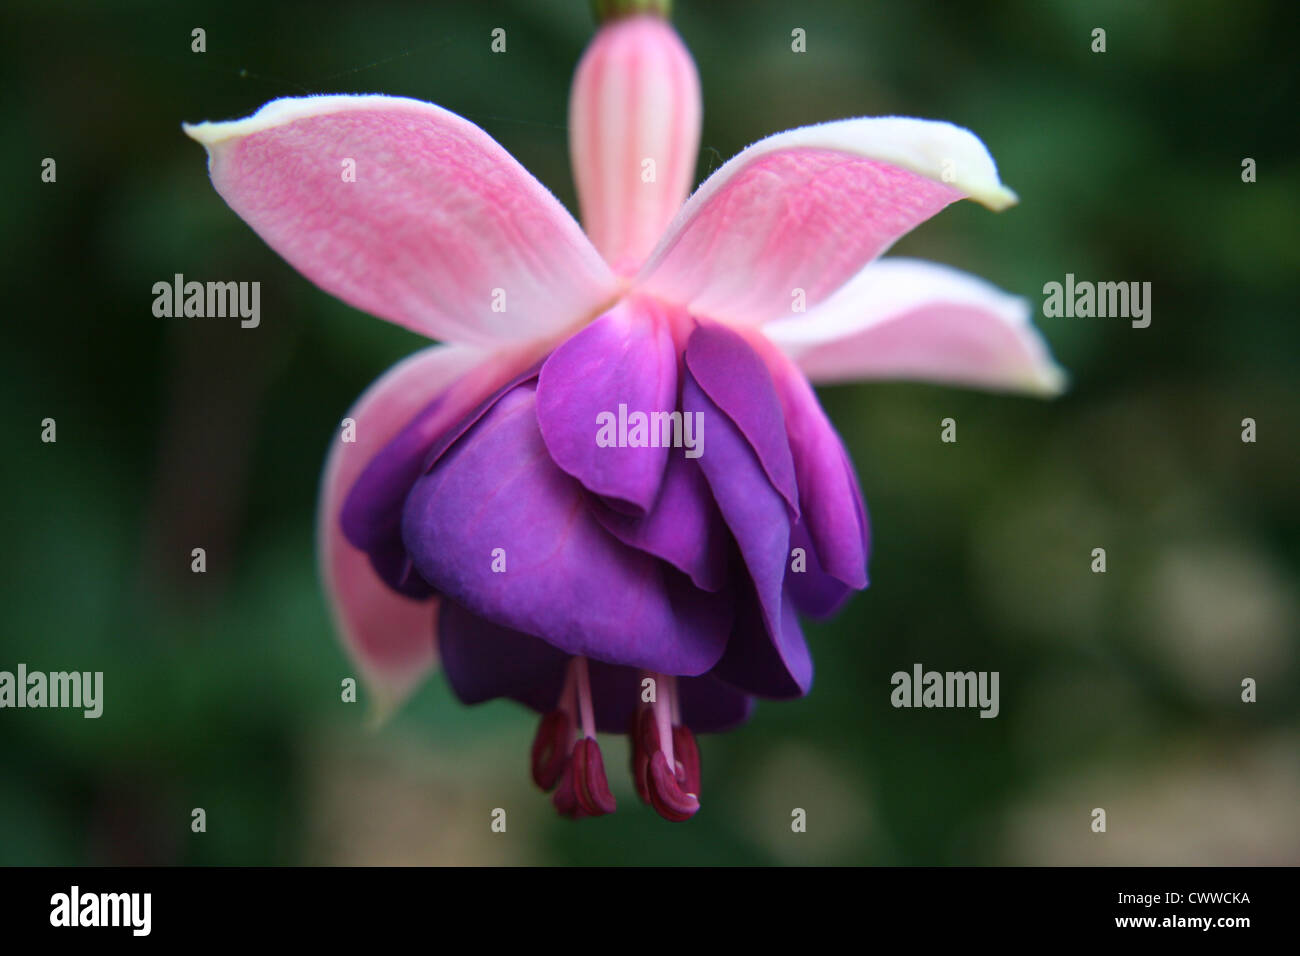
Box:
185;9;1062;821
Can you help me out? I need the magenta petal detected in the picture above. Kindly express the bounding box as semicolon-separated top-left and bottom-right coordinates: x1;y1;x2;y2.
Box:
403;382;731;676
536;299;677;513
591;451;731;592
438;601;753;733
683;322;799;518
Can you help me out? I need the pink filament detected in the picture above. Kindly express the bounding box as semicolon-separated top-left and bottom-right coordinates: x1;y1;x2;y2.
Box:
574;656;597;740
652;671;675;768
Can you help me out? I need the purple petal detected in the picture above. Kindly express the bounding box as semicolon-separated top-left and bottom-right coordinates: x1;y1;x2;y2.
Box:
786;520;854;618
421;361;545;473
675;671;757;732
403;381;731;676
340;390;450;599
340;353;541;599
770;355;870;590
536;299;678;513
591;451;732;592
683;371;811;695
682;321;799;518
712;582;813;698
439;601;753;733
586;659;755;733
438;600;569;714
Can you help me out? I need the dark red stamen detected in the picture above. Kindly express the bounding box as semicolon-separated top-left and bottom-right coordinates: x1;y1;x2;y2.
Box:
553;737;616;819
630;706;657;804
530;709;571;792
571;737;617;816
552;764;587;819
647;750;700;822
672;724;701;798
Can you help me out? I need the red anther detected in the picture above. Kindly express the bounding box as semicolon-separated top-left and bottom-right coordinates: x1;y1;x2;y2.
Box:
628;710;647;803
636;705;659;753
629;707;657;804
672;724;701;798
632;750;651;805
570;737;617;816
552;764;587;819
530;710;571;792
647;750;700;822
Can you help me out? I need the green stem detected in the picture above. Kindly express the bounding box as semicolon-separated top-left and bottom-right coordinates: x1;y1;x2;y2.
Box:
592;0;672;23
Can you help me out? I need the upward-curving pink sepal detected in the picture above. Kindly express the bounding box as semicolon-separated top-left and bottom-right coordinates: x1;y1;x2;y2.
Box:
635;117;1018;328
185;95;617;347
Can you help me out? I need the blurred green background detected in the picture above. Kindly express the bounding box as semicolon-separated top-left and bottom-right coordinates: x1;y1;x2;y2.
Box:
2;0;1296;865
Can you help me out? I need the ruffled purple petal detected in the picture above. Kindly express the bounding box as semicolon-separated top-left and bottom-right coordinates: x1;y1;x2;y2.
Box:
770;353;870;589
683;369;811;695
339;388;448;598
438;599;569;714
712;582;813;698
340;355;542;599
536;299;677;513
421;361;545;473
786;520;854;618
677;674;755;732
682;321;799;519
403;381;731;676
591;451;731;592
